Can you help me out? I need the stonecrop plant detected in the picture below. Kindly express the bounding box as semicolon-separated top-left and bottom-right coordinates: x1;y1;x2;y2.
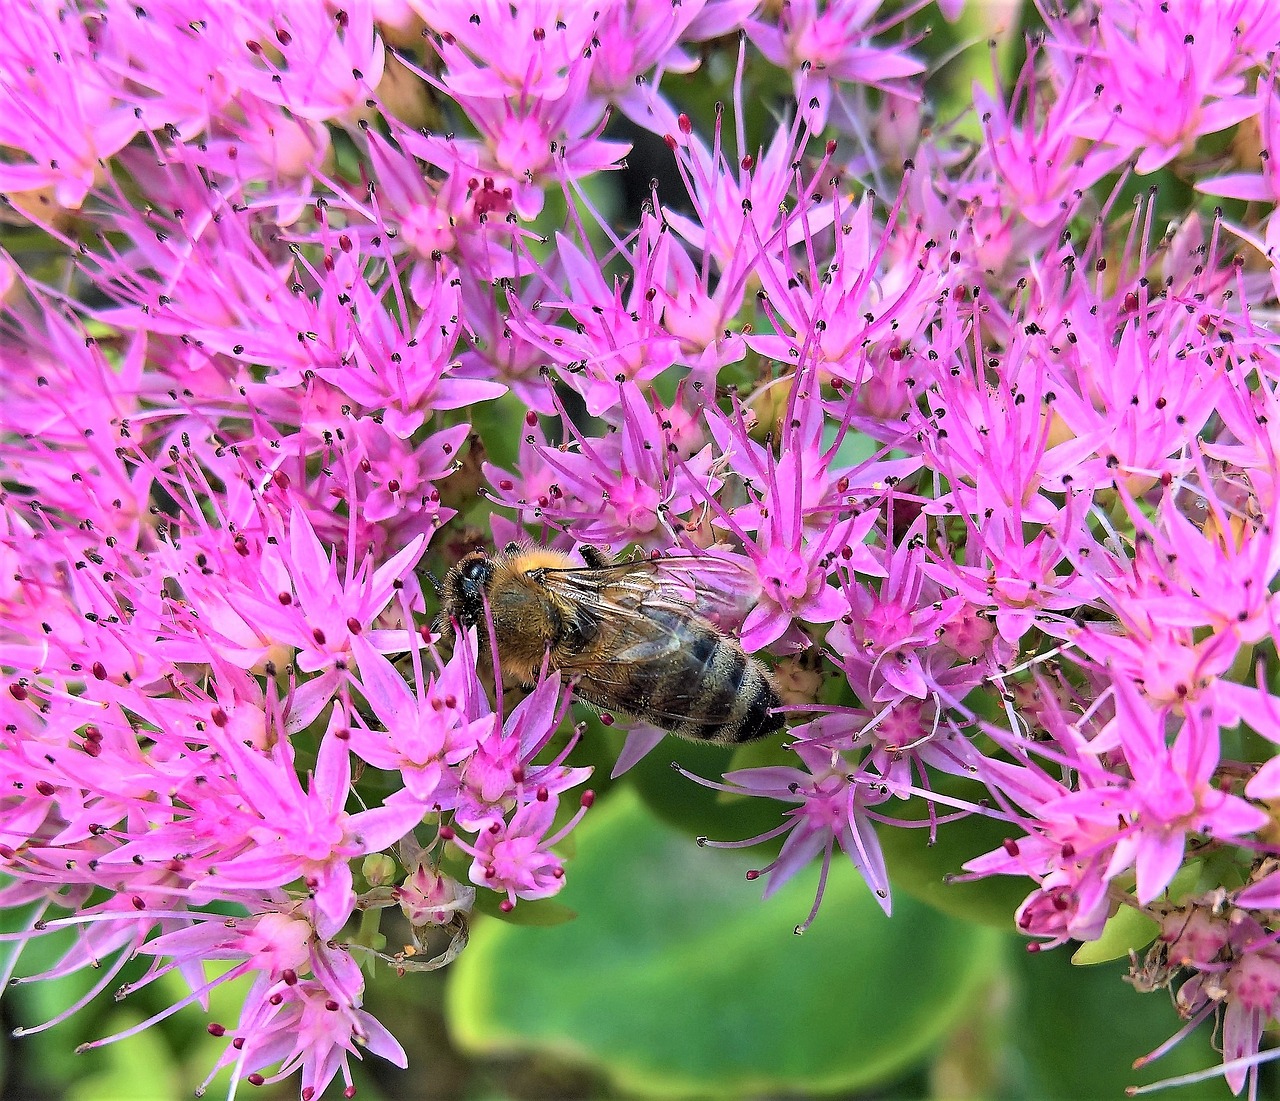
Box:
4;0;1280;1097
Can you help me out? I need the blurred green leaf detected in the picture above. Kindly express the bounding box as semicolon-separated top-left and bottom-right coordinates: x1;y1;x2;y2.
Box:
447;788;1004;1098
66;1010;180;1101
1010;947;1236;1100
822;422;879;468
2;918;107;1091
468;390;531;473
626;737;788;844
723;734;795;776
473;894;578;927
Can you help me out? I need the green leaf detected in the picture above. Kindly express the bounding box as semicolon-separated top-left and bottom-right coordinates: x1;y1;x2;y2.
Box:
473;894;578;926
1010;947;1236;1100
626;738;788;845
66;1010;180;1101
468;391;534;473
1072;906;1161;966
447;788;1004;1098
821;422;879;469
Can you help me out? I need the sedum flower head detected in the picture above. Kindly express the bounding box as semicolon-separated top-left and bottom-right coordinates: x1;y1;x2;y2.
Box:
7;0;1280;1096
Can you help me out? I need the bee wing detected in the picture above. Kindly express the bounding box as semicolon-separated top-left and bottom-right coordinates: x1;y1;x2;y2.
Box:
540;552;759;631
535;554;756;725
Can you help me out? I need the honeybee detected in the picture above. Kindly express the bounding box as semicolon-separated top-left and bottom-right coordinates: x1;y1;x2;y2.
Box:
439;544;784;744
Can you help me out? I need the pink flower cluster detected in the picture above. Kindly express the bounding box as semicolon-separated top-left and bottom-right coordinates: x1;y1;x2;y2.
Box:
4;0;1280;1096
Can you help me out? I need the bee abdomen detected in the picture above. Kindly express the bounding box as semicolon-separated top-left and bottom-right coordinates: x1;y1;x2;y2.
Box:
658;630;783;744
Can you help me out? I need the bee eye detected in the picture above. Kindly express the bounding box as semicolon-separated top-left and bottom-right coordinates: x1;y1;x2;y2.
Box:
463;560;491;584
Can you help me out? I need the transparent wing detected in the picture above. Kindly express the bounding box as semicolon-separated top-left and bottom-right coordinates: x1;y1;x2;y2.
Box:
533;553;756;725
537;552;758;630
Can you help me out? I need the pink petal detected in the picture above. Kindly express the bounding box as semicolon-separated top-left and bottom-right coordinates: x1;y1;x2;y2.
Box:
611;725;667;777
1134;830;1186;905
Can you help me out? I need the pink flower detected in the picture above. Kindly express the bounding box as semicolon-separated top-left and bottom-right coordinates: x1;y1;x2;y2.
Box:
260;507;426;673
349;638;483;810
1044;0;1271;173
974;48;1129;227
233;1;388;122
747;0;925;130
202;977;406;1100
447;790;594;909
0;6;142;208
702;381;877;650
486;383;719;551
6;0;1280;1091
394;867;475;928
507;228;681;415
190;710;427;937
701;741;893;929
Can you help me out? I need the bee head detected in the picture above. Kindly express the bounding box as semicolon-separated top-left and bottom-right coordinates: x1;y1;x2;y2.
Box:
447;551;495;628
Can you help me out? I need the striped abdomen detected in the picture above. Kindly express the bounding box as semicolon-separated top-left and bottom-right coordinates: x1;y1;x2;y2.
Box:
571;608;783;744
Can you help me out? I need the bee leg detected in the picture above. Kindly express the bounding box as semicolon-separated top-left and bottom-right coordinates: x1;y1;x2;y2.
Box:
503;541;521;555
580;545;613;568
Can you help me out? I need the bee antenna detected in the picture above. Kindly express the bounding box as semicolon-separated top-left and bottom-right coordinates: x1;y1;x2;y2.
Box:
421;569;443;597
